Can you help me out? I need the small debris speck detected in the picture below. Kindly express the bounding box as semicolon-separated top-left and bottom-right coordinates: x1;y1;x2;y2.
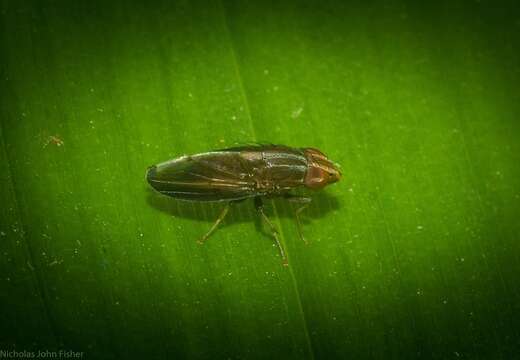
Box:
43;135;64;148
291;107;303;119
417;225;423;230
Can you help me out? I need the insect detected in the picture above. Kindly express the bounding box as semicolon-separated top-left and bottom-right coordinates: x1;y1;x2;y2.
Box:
41;134;64;148
146;144;341;265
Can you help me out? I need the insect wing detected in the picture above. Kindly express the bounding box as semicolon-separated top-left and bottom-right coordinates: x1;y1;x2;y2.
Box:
147;152;256;201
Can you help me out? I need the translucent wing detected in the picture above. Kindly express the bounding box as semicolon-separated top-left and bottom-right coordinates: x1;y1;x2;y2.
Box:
147;151;257;201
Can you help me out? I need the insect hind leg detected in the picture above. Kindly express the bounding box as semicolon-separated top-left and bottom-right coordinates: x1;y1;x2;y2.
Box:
254;197;288;266
197;202;231;245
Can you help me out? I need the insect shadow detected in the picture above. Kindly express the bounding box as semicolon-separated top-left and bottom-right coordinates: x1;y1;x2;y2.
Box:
146;188;341;240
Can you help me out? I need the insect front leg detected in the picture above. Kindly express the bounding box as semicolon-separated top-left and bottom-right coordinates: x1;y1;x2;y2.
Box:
254;197;288;266
197;202;231;245
284;195;312;245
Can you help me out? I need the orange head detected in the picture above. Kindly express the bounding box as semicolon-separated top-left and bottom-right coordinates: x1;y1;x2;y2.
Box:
302;148;341;189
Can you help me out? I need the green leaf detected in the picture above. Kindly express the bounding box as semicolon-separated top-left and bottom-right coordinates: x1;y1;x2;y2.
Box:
1;1;519;359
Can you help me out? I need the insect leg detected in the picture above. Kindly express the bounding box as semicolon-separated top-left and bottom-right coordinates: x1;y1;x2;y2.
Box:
254;197;288;266
285;195;312;245
197;202;231;245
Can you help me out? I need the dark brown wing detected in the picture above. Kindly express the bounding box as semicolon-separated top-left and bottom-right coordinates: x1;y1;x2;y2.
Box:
147;151;257;201
232;145;308;191
257;146;308;188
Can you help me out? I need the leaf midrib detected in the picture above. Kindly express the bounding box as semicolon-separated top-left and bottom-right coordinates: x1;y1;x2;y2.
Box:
219;2;315;358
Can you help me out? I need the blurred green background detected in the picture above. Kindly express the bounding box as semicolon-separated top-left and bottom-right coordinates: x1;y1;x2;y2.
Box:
1;0;519;359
